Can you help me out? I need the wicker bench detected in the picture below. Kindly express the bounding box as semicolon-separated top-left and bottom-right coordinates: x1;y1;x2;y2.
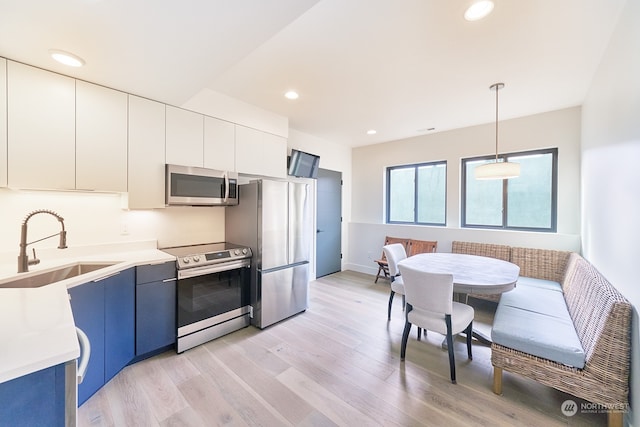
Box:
492;251;631;427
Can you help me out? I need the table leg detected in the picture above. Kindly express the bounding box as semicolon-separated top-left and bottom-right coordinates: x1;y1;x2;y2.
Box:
441;330;491;349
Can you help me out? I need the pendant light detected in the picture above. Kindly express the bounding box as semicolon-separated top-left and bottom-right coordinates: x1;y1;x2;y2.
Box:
475;83;520;180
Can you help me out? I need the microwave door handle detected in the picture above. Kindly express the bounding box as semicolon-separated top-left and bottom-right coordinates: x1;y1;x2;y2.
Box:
223;172;229;202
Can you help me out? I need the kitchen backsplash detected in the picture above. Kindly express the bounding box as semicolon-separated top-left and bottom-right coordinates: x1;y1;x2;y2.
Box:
0;188;225;258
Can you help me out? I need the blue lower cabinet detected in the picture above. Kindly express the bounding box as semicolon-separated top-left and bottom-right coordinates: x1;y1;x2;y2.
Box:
135;262;177;357
0;364;65;427
69;268;135;406
105;268;135;381
136;279;176;355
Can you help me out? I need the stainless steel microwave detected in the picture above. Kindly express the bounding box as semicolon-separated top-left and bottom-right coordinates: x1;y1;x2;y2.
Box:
165;164;239;206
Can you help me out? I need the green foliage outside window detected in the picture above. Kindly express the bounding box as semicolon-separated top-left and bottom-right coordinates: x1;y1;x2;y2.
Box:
387;162;446;226
462;148;557;232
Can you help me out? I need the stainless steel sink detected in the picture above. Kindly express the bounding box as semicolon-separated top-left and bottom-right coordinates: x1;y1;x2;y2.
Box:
0;262;117;289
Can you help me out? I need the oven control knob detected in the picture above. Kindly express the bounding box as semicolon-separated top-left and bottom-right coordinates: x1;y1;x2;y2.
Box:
242;248;248;255
183;257;190;264
234;249;240;255
193;256;200;262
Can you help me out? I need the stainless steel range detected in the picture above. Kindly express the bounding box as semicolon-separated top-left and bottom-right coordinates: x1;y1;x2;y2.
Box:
160;242;252;353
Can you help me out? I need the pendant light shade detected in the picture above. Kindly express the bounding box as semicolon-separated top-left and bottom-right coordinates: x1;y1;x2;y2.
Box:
475;160;520;179
475;83;520;180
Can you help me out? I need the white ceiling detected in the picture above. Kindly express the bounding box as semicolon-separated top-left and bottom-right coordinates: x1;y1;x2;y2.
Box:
0;0;627;147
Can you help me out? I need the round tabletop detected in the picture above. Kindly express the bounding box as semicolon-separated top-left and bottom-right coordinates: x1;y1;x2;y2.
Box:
398;252;520;295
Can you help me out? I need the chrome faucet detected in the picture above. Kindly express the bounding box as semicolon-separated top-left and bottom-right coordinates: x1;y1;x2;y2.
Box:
18;209;68;273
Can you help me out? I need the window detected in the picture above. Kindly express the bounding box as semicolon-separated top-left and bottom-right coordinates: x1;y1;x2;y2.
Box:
461;148;557;231
386;161;446;225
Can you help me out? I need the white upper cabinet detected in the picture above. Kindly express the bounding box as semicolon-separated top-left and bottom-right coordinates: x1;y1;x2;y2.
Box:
166;106;204;168
0;58;6;188
235;125;287;178
76;81;128;192
261;132;287;178
3;58;287;198
7;61;75;190
127;95;166;209
204;116;235;171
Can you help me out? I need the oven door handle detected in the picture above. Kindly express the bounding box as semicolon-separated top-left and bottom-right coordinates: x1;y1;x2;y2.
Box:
177;259;251;279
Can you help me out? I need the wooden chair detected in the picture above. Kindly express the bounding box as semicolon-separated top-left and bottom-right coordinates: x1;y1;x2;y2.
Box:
407;239;437;256
374;236;410;283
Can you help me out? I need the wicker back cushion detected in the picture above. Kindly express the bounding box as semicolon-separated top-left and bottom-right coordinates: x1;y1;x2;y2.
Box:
563;253;632;363
451;241;511;261
510;247;571;283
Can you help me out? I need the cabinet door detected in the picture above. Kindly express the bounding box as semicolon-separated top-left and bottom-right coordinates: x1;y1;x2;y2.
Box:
127;95;166;209
104;268;135;382
7;61;75;189
235;125;287;178
69;281;105;406
0;363;65;426
136;277;177;356
261;132;287;178
76;81;128;191
204;116;235;171
0;58;6;188
166;106;204;167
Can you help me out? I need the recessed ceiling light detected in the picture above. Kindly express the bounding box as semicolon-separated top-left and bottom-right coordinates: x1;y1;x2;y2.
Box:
284;90;299;100
464;1;494;21
367;129;377;135
49;49;85;67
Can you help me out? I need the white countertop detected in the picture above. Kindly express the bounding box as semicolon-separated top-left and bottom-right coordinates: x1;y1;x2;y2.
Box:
0;282;79;383
0;240;176;384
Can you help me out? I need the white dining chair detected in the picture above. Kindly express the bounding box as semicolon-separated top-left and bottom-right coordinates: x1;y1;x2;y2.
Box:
383;243;407;321
398;264;474;384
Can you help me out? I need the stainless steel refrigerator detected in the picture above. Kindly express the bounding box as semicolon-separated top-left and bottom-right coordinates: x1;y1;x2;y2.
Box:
225;179;312;328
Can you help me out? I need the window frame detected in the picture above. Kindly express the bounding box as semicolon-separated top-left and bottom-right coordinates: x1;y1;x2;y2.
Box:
386;160;447;226
461;148;558;232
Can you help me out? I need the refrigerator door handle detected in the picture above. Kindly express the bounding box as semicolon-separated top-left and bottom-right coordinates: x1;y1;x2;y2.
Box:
259;260;309;275
287;183;292;264
287;182;311;265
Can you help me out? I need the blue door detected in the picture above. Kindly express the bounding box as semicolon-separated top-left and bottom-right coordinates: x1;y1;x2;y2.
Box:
316;168;342;277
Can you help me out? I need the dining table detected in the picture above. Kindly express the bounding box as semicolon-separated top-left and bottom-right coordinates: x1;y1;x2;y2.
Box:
397;252;520;345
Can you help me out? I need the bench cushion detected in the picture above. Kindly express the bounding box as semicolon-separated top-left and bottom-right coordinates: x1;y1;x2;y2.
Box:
516;276;563;292
500;284;566;317
492;302;585;369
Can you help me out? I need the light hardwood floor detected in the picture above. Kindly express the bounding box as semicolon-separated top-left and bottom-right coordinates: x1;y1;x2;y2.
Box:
78;271;606;426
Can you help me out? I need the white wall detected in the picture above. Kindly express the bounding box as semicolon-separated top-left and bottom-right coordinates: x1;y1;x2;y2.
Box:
0;189;225;259
581;0;640;423
348;107;582;274
288;128;352;273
